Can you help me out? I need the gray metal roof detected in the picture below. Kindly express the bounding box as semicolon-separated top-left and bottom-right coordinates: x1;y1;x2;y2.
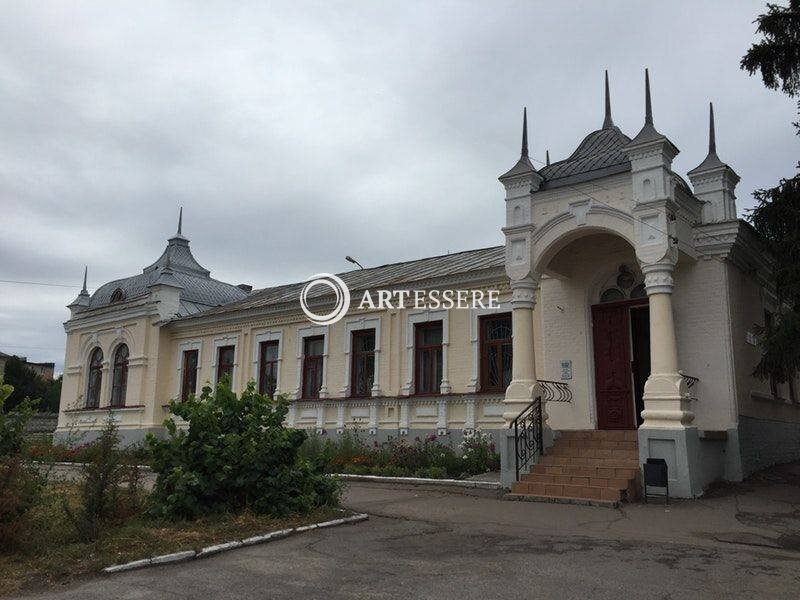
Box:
175;245;506;322
88;233;247;314
539;126;632;190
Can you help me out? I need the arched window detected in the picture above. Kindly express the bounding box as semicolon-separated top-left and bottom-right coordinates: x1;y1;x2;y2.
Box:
110;288;125;303
599;288;625;303
86;348;103;408
110;344;129;407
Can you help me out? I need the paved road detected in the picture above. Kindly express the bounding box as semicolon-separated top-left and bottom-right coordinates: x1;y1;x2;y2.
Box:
14;479;800;599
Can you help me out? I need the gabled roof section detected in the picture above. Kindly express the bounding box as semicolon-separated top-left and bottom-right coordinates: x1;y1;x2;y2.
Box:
173;245;506;322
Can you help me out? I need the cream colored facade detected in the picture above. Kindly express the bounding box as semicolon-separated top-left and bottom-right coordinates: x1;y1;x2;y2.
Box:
58;75;800;497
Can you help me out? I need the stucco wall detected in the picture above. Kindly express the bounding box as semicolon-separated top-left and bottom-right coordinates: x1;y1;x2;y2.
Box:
672;258;738;431
539;233;639;431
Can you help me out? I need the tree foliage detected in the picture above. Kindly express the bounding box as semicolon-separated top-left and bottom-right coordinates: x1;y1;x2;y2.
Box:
2;356;61;413
741;1;800;97
742;2;800;382
750;177;800;381
147;378;340;520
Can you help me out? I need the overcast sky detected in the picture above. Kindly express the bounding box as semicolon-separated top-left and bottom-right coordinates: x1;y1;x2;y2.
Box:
1;1;796;373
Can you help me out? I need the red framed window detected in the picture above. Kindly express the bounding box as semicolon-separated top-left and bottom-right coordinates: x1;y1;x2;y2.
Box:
415;322;443;395
86;347;103;408
350;330;375;397
110;344;129;407
258;340;279;398
480;313;512;392
181;349;199;401
302;336;324;399
216;345;235;387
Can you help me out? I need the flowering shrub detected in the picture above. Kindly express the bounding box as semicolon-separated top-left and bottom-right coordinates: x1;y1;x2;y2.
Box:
299;428;500;479
459;429;500;474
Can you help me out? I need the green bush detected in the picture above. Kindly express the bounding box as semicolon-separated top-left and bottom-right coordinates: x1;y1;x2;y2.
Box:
62;417;144;542
147;378;340;520
0;377;43;551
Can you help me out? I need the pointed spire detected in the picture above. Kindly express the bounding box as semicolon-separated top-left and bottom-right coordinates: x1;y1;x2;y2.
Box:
708;102;716;154
177;207;183;235
602;70;614;129
688;101;727;175
521;107;529;157
546;149;550;166
81;266;88;295
644;68;653;126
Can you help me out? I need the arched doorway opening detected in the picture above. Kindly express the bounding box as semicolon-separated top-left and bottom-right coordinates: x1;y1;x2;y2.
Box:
592;264;650;429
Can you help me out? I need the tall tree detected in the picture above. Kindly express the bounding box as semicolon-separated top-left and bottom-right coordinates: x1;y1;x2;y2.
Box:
741;1;800;383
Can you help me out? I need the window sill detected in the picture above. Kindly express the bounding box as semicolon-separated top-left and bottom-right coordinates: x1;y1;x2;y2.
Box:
64;405;145;413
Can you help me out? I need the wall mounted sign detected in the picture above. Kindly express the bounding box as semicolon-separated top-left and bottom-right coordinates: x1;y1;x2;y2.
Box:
560;360;573;380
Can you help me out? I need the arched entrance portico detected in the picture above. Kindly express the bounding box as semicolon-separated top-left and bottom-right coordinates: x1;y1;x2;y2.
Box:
535;229;650;432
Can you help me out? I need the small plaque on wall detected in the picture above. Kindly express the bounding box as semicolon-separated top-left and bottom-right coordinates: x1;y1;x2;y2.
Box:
560;360;573;380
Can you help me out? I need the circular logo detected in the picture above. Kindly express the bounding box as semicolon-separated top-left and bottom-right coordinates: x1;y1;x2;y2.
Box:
300;273;351;325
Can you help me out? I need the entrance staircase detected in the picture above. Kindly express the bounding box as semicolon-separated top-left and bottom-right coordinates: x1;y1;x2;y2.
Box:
509;430;641;507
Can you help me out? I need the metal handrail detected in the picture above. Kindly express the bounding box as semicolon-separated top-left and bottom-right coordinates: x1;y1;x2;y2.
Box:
680;373;700;401
510;396;543;482
538;380;572;403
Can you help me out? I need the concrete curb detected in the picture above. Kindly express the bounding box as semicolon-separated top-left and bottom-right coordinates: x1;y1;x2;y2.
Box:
337;473;504;490
102;512;369;574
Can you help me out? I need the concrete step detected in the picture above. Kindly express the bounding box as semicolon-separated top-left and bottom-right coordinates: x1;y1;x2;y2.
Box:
540;455;640;469
558;429;639;442
557;438;639;450
531;463;639;480
549;446;639;460
505;493;620;509
511;481;623;503
520;472;631;489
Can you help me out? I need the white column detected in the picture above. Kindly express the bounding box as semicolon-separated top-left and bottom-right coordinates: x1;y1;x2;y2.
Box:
502;276;541;426
437;397;447;436
399;400;409;436
640;262;693;427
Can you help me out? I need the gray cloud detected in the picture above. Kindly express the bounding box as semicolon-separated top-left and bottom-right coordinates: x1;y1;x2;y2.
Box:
1;1;796;372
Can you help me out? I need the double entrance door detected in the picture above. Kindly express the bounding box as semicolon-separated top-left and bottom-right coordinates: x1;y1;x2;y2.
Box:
591;300;650;430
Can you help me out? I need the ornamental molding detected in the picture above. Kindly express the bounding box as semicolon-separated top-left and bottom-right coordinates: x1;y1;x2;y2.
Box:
641;262;675;295
65;300;157;333
531;204;634;247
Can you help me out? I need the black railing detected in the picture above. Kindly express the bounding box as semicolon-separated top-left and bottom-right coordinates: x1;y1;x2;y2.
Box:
510;396;543;483
538;380;572;403
680;373;699;400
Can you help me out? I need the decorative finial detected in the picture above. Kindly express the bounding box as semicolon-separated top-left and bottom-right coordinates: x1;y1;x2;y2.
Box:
546;149;550;166
521;107;529;158
708;102;716;155
81;266;88;294
177;207;183;235
644;68;653;126
603;70;614;129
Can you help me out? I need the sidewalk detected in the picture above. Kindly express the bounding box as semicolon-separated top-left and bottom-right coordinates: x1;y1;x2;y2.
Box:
342;461;800;553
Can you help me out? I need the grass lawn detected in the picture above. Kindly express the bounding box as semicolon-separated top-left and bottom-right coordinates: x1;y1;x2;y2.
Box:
0;482;345;597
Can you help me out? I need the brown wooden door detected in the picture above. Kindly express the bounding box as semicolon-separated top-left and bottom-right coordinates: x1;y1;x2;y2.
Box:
592;303;635;430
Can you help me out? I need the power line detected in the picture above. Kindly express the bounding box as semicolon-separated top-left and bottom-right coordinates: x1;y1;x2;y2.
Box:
0;343;65;351
0;279;92;291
